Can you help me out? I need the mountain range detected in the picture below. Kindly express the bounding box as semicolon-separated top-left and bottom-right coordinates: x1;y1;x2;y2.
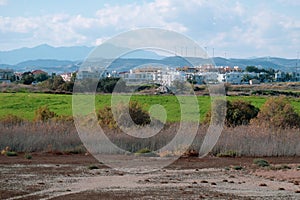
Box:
0;44;299;74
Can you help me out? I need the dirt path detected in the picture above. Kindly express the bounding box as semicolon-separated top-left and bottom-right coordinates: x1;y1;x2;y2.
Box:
1;154;300;199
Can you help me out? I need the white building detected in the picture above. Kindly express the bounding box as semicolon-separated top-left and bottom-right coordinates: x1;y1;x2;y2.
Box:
197;72;219;84
60;73;72;82
119;67;158;84
119;67;186;86
218;72;243;84
160;70;186;86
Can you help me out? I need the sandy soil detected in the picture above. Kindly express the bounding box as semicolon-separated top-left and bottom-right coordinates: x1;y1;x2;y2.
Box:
1;153;300;199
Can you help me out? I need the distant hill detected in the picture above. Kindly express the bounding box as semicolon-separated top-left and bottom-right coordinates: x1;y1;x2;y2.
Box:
0;44;93;65
0;44;298;73
213;57;299;72
13;59;79;74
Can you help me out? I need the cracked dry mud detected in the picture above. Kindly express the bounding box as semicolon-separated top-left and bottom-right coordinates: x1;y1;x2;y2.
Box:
1;154;300;199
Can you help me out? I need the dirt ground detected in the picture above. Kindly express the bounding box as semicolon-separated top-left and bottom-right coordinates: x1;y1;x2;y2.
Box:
1;153;300;199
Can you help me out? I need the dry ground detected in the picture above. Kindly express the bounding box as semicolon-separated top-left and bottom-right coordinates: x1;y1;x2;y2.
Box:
1;153;300;199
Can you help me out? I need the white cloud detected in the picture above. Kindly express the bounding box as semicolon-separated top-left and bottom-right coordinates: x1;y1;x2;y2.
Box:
0;0;7;6
0;1;299;57
94;1;187;32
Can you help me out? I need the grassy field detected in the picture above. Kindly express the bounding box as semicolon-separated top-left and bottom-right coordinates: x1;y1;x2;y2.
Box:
1;92;300;122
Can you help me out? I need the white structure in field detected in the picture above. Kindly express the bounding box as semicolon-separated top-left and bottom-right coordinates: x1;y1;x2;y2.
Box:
120;67;157;84
119;67;186;86
160;69;186;86
218;72;243;84
60;72;72;82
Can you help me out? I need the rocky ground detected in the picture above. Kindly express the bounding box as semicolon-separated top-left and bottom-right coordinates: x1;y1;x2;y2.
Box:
1;154;300;199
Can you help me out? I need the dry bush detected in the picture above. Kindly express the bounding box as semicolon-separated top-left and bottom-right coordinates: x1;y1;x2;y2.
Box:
204;99;259;127
97;101;151;128
34;106;57;122
252;96;300;128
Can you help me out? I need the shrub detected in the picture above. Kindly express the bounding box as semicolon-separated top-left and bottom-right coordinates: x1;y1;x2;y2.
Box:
233;166;243;170
34;106;57;122
226;100;259;127
135;148;157;157
135;148;151;154
253;96;300;128
1;146;10;155
253;158;270;167
204;99;259;127
216;150;237;157
6;151;18;157
97;101;151;128
24;153;32;159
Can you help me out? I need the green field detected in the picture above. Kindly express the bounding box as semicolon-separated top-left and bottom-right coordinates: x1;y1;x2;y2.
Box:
0;93;300;122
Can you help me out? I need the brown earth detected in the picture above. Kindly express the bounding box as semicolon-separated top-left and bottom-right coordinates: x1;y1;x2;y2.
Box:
1;153;300;199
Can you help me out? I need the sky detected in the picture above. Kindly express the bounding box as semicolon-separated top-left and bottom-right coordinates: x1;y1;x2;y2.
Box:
0;0;299;58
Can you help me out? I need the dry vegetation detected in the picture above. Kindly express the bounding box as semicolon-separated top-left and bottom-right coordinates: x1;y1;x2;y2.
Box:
1;120;299;157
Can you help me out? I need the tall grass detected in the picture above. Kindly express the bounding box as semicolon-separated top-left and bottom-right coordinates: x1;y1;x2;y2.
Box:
0;121;83;153
0;121;299;156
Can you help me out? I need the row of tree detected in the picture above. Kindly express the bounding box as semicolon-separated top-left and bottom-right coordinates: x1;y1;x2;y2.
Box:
15;72;122;93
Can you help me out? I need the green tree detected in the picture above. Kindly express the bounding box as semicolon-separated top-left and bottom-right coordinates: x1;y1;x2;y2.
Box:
21;72;35;85
97;77;126;93
35;73;49;82
245;66;259;73
226;100;259;127
204;99;259;127
52;75;65;90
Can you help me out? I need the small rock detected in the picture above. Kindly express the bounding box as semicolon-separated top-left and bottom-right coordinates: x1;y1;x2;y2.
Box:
229;181;234;183
211;182;217;185
295;190;300;193
278;188;285;190
223;179;228;182
201;180;208;183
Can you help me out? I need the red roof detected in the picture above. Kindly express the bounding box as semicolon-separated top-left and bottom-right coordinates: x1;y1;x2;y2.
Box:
32;70;47;75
